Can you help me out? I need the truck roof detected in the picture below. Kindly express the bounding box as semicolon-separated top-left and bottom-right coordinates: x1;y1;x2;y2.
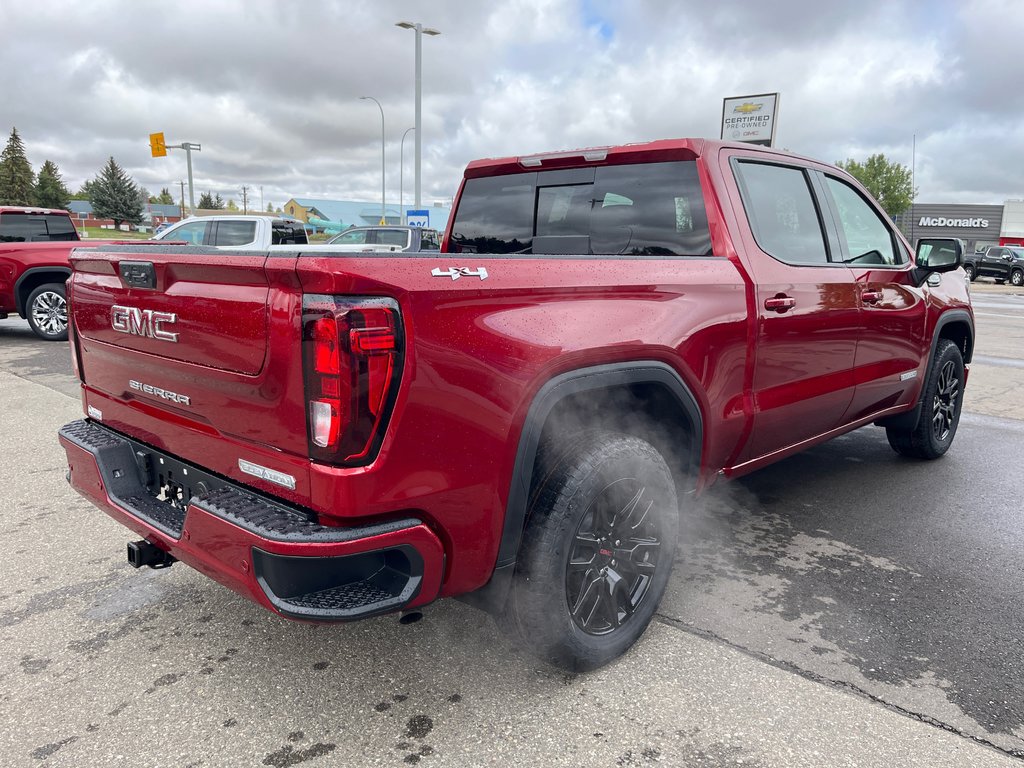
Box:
462;137;806;179
0;205;72;215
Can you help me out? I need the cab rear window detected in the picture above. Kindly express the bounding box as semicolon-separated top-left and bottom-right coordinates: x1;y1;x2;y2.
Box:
448;160;711;256
0;213;78;242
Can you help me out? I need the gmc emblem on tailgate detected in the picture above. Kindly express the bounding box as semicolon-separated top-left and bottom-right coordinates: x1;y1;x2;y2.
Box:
111;305;179;342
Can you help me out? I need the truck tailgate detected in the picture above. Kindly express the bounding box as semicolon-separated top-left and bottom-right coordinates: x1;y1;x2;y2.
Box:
69;247;311;473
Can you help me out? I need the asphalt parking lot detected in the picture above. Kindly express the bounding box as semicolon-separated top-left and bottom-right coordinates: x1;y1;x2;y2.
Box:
1;282;1022;767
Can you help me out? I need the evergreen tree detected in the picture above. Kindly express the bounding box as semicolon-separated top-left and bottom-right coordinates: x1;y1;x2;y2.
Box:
34;160;71;210
198;191;215;209
213;193;225;209
156;188;175;205
90;157;144;229
0;127;36;205
266;202;274;213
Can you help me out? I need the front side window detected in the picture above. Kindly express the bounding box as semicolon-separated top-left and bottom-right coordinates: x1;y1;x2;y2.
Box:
332;229;368;245
161;220;207;245
420;230;440;250
825;176;904;266
214;221;257;246
733;161;829;265
448;160;711;256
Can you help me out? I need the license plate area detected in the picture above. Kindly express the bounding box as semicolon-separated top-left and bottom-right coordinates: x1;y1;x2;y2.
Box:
134;446;227;512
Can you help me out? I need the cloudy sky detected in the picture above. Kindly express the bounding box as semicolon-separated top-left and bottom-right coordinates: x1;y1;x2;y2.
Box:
2;0;1022;210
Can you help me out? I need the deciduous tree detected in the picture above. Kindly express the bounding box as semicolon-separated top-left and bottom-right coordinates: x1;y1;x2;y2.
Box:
90;157;144;230
835;154;915;217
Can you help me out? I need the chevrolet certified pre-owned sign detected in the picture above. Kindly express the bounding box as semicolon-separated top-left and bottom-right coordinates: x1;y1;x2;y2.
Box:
919;217;990;228
721;92;779;147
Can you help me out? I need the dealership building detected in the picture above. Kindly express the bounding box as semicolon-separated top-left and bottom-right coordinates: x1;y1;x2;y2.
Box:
894;200;1024;254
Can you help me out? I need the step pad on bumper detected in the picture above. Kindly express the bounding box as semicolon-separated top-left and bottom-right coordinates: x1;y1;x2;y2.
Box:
59;419;436;621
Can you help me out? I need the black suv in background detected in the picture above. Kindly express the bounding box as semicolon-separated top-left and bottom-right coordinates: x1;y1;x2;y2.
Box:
964;245;1024;286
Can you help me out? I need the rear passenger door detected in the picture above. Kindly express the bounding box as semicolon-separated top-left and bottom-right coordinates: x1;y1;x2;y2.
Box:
727;154;861;463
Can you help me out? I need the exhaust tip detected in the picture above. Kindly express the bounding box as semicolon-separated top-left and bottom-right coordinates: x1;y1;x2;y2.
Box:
398;610;423;625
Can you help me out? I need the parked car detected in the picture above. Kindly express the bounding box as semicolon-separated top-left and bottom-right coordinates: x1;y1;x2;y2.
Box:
327;225;440;252
153;222;174;236
0;206;151;340
59;137;972;671
153;215;308;249
963;245;1024;285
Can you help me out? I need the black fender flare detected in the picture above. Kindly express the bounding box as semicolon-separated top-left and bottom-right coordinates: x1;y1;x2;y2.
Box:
14;266;72;317
459;361;704;614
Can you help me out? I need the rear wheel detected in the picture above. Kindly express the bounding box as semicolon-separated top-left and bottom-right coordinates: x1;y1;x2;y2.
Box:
886;339;963;460
26;283;68;341
963;263;975;281
1011;269;1024;287
501;431;679;671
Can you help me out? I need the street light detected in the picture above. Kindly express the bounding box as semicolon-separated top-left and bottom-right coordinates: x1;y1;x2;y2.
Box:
399;127;415;223
396;21;440;209
359;96;386;224
168;141;201;214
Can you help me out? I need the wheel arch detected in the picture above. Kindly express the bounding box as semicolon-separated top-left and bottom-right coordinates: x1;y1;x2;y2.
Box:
14;267;71;318
933;309;974;365
460;361;704;613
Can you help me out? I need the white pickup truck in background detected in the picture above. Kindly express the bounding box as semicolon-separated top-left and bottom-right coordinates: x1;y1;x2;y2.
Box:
152;215;309;249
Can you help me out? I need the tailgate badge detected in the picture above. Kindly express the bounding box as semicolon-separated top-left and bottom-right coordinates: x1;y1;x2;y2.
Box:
112;305;179;342
431;266;489;281
238;459;297;490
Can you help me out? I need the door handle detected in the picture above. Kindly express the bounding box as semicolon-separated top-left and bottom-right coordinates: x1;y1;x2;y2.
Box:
861;290;882;304
764;296;796;312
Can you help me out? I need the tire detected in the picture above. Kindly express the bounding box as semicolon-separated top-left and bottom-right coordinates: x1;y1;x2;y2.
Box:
1011;269;1024;287
963;263;975;281
26;283;68;341
501;431;679;671
886;339;964;460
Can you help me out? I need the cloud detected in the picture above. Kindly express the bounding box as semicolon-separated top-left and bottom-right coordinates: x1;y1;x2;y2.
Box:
2;0;1022;208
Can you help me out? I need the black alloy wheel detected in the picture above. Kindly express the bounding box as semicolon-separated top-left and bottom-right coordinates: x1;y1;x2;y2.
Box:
566;479;663;635
886;338;964;460
501;431;679;671
26;283;69;341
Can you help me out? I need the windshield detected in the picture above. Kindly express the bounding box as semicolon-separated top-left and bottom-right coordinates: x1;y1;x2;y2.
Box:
1008;247;1024;258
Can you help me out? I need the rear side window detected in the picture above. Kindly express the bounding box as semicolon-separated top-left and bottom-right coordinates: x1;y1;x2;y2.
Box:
449;160;711;256
213;220;257;246
0;213;78;242
733;162;829;265
333;229;368;245
376;229;409;247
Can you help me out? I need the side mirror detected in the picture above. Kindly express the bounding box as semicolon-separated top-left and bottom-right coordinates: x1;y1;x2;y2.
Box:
915;238;963;273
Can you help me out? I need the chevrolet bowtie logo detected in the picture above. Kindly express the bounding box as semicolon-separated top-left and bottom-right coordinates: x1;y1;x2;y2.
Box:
733;102;763;114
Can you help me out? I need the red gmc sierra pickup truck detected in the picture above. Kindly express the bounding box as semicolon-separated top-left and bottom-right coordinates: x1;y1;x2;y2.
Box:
58;138;973;670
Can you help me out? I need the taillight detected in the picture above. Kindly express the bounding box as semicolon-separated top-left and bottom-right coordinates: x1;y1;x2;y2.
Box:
302;295;403;466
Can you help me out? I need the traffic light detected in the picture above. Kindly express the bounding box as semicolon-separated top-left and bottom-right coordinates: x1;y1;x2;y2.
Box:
149;132;167;158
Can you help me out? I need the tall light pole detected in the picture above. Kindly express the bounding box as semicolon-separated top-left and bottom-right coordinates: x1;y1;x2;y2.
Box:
360;96;386;224
396;21;440;209
399;127;415;223
168;141;201;214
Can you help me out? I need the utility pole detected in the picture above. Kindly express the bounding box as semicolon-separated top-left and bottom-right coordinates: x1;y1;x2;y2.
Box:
241;185;249;215
179;180;186;219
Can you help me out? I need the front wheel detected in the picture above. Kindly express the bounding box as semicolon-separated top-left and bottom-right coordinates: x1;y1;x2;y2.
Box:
886;339;964;460
963;263;975;281
1011;269;1024;287
26;283;68;341
501;432;679;671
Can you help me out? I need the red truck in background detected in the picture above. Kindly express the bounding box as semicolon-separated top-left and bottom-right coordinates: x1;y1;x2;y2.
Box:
0;206;150;341
58;138;973;670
